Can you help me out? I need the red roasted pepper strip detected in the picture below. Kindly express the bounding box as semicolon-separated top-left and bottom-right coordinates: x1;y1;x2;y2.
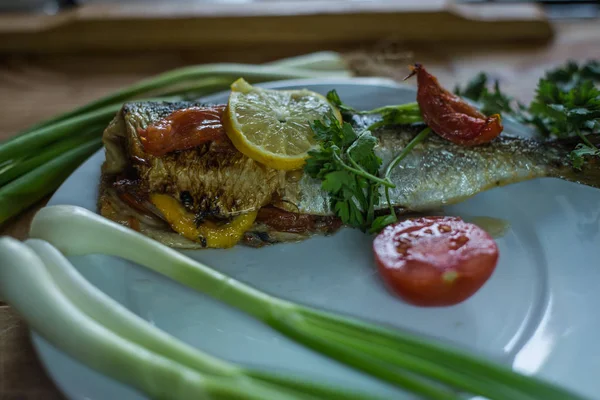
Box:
407;64;503;146
138;105;230;156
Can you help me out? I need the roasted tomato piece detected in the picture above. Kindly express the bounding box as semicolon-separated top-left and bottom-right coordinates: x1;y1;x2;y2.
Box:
407;64;503;146
373;216;499;307
138;105;229;156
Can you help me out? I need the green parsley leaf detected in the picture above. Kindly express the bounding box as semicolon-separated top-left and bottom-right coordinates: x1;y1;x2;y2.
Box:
544;60;600;92
326;90;357;114
527;79;600;138
322;170;353;193
454;72;487;100
454;74;515;116
348;132;381;173
480;81;514;116
369;214;398;234
570;143;600;170
305;111;388;230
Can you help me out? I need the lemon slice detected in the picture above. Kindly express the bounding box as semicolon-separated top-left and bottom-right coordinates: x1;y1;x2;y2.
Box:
223;78;342;171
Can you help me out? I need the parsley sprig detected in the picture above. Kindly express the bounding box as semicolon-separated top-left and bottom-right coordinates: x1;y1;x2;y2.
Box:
455;60;600;169
371;127;431;233
305;113;389;230
454;73;513;116
306;92;430;232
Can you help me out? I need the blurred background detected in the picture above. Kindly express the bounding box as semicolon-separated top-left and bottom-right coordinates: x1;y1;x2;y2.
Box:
0;0;599;399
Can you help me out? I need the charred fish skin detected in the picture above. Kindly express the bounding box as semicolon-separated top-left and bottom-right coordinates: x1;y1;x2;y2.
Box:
286;124;600;216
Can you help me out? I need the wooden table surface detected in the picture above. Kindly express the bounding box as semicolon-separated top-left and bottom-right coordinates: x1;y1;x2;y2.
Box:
0;19;599;400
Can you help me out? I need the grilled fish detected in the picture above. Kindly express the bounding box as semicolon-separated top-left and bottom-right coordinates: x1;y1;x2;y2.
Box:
99;101;600;248
282;117;600;216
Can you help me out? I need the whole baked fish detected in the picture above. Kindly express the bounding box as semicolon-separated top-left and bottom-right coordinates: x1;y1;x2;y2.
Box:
99;101;600;249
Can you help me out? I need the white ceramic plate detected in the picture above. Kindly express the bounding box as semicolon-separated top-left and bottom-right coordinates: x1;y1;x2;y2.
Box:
31;78;600;400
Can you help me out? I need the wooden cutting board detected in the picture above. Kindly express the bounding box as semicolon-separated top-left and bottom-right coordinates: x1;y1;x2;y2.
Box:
0;0;552;53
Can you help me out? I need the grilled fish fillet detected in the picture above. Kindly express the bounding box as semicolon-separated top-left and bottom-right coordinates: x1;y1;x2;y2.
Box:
103;102;285;219
99;101;600;248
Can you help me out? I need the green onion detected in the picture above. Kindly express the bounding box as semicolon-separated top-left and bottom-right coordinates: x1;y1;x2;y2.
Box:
0;126;103;186
0;140;102;224
0;103;119;163
18;238;376;400
29;205;590;400
145;76;234;99
0;96;180;163
0;238;327;400
17;62;350;136
266;51;350;71
25;238;240;377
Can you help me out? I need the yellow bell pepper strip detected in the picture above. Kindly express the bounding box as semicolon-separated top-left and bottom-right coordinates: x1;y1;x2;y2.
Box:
150;194;256;248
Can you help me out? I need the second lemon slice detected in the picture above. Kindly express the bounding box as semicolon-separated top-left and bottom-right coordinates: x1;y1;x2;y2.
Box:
223;78;341;171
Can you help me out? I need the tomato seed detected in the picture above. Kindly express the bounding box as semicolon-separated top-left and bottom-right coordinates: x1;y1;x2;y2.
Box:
439;224;451;233
456;236;469;245
442;270;459;283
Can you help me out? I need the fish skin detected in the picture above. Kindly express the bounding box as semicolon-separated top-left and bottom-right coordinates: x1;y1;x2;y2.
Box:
104;102;600;220
283;119;599;216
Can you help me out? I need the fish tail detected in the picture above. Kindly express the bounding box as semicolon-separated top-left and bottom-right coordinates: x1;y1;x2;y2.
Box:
551;134;600;189
559;159;600;189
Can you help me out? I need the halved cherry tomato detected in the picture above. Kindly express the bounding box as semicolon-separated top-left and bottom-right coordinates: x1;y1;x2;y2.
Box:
138;105;230;156
373;216;499;307
407;64;503;146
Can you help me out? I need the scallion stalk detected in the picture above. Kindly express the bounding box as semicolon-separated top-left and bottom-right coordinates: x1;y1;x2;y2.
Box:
0;238;322;400
16;62;350;136
145;76;234;99
0;140;102;224
0;96;180;163
22;238;376;400
25;238;240;378
0;127;103;186
266;52;349;71
29;205;590;400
